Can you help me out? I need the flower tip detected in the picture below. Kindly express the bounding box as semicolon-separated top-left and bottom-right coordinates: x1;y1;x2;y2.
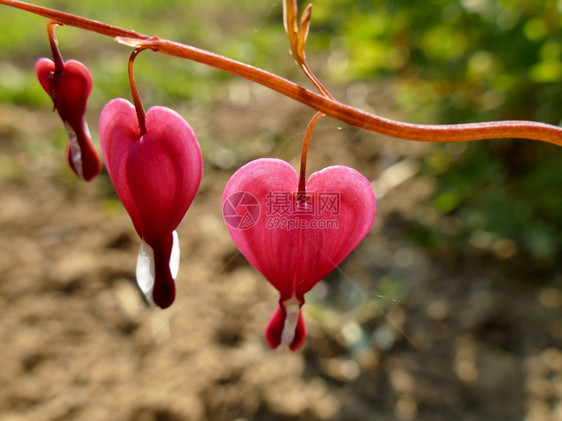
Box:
265;301;307;351
65;127;102;182
153;284;176;309
135;232;180;309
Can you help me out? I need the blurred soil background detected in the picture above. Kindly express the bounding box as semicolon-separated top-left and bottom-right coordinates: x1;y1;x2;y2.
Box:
0;1;560;420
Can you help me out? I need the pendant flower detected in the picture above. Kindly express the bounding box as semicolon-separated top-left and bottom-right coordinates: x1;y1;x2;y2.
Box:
223;158;376;350
100;98;203;308
36;58;102;181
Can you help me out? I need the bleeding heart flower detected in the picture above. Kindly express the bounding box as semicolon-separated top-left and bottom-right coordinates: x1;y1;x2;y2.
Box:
222;158;376;350
100;98;203;308
36;58;101;181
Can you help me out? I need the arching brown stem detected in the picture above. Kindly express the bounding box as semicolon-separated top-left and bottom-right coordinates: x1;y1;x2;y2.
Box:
1;0;562;147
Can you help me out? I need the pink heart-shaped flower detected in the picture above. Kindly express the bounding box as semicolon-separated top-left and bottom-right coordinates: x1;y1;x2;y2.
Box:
36;58;101;181
100;98;203;308
223;158;376;349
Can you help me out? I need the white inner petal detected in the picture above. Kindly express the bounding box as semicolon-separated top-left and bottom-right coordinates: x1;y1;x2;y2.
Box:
64;121;84;179
281;296;301;348
169;230;180;279
136;238;155;306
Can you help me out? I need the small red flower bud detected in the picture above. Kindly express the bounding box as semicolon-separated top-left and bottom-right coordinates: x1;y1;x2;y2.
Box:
35;58;102;181
100;98;202;309
223;158;376;350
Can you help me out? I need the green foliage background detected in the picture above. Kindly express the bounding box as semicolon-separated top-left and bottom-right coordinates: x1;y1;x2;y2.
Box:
310;0;562;268
0;0;560;269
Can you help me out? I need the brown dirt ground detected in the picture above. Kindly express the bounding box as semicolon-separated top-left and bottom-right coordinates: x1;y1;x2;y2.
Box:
0;80;560;421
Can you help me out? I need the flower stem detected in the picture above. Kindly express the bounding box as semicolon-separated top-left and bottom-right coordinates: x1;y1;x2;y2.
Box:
47;21;64;73
128;48;147;136
298;112;324;196
1;0;562;147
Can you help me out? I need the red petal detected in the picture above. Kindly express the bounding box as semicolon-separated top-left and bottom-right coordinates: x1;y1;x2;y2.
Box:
35;59;91;134
125;106;202;243
223;158;376;300
99;99;142;234
223;159;300;300
296;164;376;294
35;58;55;95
